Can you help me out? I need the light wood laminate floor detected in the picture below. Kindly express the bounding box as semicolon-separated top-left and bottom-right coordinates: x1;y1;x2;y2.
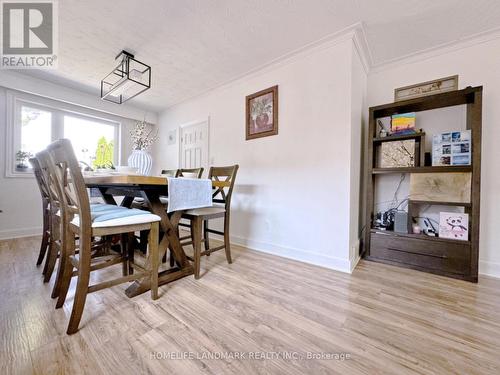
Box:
1;236;500;374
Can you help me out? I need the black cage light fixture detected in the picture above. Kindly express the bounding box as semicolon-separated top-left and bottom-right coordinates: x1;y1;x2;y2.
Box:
101;50;151;104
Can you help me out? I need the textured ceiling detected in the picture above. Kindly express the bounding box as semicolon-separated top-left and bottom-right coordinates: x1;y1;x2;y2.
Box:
17;0;500;112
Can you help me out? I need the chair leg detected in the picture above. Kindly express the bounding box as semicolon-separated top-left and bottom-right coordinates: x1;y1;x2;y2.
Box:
44;215;60;283
149;222;159;300
204;220;210;256
37;211;50;266
192;217;202;279
66;236;91;335
55;232;76;308
128;233;135;275
223;215;232;264
169;250;175;267
51;219;68;297
121;234;128;276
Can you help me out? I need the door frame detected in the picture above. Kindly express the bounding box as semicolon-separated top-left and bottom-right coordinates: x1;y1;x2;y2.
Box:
178;117;210;170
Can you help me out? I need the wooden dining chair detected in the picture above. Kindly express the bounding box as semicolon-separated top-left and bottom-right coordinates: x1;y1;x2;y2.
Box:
176;168;204;178
160;169;178;177
31;156;64;283
40;139;161;334
180;165;239;278
30;157;52;268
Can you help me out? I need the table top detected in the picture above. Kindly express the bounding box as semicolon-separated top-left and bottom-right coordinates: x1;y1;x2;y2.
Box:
83;173;230;187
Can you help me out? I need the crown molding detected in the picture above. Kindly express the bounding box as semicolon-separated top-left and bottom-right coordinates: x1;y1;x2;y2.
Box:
351;22;373;74
370;26;500;74
162;23;366;112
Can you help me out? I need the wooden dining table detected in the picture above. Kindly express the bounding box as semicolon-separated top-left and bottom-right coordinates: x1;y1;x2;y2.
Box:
84;174;229;298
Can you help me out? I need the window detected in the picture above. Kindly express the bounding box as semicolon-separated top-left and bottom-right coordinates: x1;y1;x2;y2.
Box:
6;91;121;177
64;115;118;169
21;106;52;156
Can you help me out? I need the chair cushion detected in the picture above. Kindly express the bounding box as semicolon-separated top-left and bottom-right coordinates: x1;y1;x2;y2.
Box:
184;206;226;216
71;205;161;228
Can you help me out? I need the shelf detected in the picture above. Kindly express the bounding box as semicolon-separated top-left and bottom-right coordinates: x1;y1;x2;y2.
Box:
371;86;481;118
372;165;472;174
373;132;425;144
409;199;471;207
370;229;471;245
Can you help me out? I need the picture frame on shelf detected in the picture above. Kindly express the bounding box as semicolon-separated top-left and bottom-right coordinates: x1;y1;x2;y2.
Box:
394;75;459;102
432;130;471;166
439;212;469;241
379;139;416;168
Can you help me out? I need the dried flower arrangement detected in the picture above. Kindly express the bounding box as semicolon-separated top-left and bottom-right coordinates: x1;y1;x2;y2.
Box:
130;120;158;151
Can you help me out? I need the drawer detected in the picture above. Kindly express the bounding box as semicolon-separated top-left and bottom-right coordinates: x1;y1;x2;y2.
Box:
370;233;470;275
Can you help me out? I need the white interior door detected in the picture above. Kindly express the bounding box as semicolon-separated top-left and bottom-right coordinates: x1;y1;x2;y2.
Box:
179;120;209;170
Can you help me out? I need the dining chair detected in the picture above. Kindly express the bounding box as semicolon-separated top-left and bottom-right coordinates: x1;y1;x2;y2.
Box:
39;139;161;334
180;165;239;278
30;157;52;269
31;156;64;283
160;169;178;177
176;168;204;178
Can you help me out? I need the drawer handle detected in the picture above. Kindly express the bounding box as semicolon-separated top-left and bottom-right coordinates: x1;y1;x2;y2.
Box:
387;247;447;259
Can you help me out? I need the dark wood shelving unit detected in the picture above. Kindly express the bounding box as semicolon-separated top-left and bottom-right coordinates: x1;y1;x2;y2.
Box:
363;86;482;282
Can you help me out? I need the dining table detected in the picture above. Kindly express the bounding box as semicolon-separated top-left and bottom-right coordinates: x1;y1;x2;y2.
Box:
83;173;229;297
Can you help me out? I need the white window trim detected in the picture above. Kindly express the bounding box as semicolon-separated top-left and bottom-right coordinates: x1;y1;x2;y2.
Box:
5;90;122;178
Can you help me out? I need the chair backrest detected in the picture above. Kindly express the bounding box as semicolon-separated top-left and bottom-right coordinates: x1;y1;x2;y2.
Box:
30;157;50;203
177;168;204;179
208;165;239;210
34;154;63;214
160;169;178;177
39;139;91;235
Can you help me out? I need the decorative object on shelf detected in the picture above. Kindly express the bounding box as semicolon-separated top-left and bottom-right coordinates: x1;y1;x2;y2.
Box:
101;50;151;104
409;172;471;203
380;139;416;168
439;212;469;241
377;119;390;137
394;75;458;102
432;130;471;166
391;112;416;135
128;119;158;176
15;150;32;172
246;85;278;140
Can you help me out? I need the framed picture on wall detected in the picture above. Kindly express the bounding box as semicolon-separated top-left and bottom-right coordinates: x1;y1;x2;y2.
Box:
246;85;278;140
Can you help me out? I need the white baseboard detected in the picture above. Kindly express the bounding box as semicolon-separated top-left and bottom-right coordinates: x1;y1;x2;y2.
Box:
0;226;42;240
350;255;361;273
230;235;352;273
479;260;500;279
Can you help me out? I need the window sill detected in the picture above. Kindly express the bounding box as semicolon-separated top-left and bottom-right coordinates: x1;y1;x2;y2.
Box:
5;169;35;179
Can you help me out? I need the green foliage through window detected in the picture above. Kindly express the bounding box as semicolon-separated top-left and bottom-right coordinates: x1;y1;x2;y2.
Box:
93;137;114;169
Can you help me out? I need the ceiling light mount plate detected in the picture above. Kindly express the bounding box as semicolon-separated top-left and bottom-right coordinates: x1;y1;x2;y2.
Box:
101;50;151;104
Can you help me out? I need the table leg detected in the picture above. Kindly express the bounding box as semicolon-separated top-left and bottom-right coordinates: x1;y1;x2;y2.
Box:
125;191;193;298
98;188;117;205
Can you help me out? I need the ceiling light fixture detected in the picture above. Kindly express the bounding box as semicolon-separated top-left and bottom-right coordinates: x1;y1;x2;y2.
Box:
101;50;151;104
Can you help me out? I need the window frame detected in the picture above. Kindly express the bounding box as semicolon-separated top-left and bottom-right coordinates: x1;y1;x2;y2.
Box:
5;90;122;178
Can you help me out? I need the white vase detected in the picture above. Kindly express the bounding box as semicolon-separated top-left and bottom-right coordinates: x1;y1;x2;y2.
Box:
128;150;152;176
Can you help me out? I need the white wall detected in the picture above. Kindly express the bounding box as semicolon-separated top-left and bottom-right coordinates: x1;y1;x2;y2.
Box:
155;35;366;272
0;72;158;239
367;36;500;278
